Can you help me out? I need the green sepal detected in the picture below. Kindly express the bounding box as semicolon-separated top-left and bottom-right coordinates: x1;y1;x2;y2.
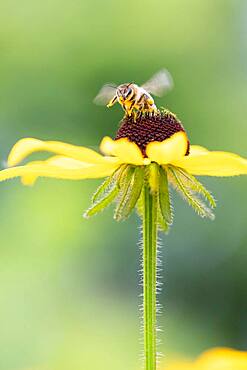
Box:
92;175;113;203
92;164;127;203
84;181;120;218
115;166;144;221
136;188;144;219
138;164;172;233
114;165;135;220
168;165;215;220
174;167;216;208
114;165;142;221
157;206;169;232
159;167;172;225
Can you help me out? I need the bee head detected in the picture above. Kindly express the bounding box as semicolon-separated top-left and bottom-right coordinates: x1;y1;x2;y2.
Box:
117;84;133;102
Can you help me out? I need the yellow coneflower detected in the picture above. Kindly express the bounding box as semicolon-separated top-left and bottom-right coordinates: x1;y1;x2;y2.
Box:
2;110;246;221
0;109;246;370
165;347;247;370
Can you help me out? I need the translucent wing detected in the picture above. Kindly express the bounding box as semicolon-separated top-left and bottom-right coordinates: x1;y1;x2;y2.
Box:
142;69;173;97
93;84;117;105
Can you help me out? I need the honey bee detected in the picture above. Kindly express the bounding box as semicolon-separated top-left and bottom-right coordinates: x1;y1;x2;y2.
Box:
94;69;173;119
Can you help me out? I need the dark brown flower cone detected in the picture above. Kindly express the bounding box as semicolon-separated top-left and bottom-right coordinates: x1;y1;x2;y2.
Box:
115;110;190;157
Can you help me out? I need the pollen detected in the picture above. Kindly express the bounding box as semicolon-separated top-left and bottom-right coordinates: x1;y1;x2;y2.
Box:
115;110;190;157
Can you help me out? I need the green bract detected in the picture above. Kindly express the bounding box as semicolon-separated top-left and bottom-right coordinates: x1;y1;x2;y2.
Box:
84;163;216;229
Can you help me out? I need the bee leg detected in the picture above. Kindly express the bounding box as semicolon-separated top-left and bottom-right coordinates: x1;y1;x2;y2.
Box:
137;110;142;119
152;103;158;113
145;98;153;115
122;104;131;119
125;100;135;118
122;103;128;115
107;95;118;108
132;110;139;122
149;107;154;117
129;100;136;114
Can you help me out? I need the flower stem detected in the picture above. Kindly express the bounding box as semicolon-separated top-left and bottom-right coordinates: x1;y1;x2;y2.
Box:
143;182;158;370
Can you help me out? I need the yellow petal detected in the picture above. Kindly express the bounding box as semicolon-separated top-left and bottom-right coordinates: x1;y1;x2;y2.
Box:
146;131;188;164
8;138;108;166
45;155;94;168
21;160;45;186
189;145;209;156
173;150;247;176
197;347;247;370
21;156;93;186
165;348;247;370
0;161;119;183
100;136;148;165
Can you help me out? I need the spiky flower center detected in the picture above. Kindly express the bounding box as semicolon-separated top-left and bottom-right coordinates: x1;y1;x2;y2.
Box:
115;110;190;156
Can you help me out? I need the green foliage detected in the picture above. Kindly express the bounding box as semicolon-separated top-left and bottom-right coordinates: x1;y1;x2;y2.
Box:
92;175;113;203
84;182;120;218
159;167;172;225
174;167;216;208
144;164;172;233
114;166;135;220
136;188;144;218
168;165;215;220
85;165;145;221
114;166;144;221
85;162;216;228
157;206;169;232
92;165;127;203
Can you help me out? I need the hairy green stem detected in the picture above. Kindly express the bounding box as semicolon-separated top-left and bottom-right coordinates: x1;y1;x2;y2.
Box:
143;183;158;370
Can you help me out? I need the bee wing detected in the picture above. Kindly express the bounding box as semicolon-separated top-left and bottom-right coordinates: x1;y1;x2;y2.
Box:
93;84;117;105
141;69;173;97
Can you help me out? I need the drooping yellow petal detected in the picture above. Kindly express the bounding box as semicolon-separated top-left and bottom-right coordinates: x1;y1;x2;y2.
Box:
21;156;93;186
146;131;188;164
100;136;149;165
8;138;109;166
21;160;46;186
0;161;119;183
173;150;247;176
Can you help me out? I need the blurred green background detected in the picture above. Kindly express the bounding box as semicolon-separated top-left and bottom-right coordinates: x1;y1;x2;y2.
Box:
0;0;246;369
